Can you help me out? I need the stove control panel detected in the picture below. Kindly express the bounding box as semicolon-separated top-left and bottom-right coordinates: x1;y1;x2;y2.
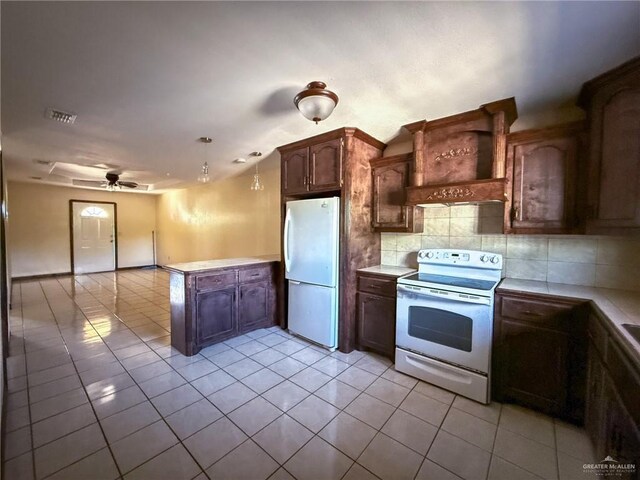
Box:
417;249;502;269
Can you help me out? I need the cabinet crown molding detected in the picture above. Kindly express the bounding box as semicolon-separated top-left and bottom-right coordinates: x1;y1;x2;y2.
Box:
276;127;386;153
402;97;517;134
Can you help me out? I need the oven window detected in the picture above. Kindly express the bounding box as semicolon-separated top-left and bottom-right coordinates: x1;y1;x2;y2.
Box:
408;306;472;352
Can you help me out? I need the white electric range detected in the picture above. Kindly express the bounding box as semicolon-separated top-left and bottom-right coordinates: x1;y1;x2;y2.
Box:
395;249;503;404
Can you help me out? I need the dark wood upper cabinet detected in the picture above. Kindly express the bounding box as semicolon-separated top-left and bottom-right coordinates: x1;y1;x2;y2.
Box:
280;137;344;195
281;147;309;195
579;56;640;234
504;122;584;234
370;154;424;233
309;139;342;192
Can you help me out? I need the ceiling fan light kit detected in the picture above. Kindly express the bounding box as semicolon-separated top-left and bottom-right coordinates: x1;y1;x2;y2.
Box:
294;81;339;124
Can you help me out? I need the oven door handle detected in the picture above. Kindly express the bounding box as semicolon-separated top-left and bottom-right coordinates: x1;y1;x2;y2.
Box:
397;284;491;306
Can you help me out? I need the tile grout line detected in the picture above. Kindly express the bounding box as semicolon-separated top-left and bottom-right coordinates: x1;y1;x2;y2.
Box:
49;274;209;479
37;278;125;480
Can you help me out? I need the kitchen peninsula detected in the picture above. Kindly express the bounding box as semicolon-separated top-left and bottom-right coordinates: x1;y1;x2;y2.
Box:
166;255;280;356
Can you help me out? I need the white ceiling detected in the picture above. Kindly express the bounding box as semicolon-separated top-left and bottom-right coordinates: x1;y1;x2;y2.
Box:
2;1;639;193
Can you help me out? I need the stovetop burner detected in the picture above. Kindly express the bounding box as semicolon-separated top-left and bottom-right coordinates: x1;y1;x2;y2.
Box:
400;273;498;291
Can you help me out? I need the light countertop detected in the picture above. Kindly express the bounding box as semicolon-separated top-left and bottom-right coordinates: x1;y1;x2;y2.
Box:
357;265;417;278
164;255;280;273
498;278;640;363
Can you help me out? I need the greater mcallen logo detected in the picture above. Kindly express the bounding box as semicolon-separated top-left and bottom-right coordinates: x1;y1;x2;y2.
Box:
583;456;637;476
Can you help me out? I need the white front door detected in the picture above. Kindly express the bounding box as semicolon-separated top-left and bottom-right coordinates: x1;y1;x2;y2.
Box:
72;202;116;274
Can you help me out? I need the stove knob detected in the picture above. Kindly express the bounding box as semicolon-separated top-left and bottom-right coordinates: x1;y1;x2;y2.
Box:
480;255;489;263
418;251;426;259
490;256;500;264
425;251;434;259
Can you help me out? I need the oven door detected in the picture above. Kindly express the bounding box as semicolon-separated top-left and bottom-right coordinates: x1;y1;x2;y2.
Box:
396;283;492;373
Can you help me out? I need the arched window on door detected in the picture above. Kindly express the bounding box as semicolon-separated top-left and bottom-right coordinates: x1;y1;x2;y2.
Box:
80;206;109;218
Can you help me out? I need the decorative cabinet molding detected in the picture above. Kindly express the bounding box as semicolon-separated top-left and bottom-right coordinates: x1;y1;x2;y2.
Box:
579;56;640;234
406;178;507;205
403;97;518;205
370;153;423;233
504;122;585;234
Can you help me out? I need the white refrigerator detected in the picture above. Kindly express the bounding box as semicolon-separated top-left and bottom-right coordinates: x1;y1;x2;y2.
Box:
284;197;340;349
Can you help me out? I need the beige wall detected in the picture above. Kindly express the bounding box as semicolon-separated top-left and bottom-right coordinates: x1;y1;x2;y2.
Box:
156;168;280;265
8;181;157;277
381;204;640;292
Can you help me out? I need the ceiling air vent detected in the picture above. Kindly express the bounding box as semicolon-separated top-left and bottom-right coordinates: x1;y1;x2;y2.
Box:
33;159;53;166
45;107;77;124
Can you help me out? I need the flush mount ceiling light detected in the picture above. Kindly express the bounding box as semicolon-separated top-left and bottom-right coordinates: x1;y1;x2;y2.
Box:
197;137;212;183
294;81;339;124
249;152;264;191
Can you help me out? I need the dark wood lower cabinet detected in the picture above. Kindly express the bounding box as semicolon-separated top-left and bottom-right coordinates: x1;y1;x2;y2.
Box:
170;261;278;356
603;378;640;475
196;286;237;345
239;281;270;332
356;272;397;359
496;290;640;477
493;291;587;422
586;313;640;477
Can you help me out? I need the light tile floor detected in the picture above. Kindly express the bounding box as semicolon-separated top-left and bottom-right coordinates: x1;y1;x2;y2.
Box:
3;268;596;480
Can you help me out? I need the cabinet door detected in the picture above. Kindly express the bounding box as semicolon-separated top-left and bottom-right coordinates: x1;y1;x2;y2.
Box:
372;160;410;230
495;318;570;416
196;286;237;345
586;342;606;457
309;139;342;192
510;136;578;232
587;81;640;233
282;147;309;195
357;292;396;358
604;379;640;473
238;281;269;332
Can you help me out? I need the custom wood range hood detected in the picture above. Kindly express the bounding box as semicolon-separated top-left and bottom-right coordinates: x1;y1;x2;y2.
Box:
403;98;518;206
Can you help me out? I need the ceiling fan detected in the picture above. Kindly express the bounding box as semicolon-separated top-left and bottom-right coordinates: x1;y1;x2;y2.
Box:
72;171;149;191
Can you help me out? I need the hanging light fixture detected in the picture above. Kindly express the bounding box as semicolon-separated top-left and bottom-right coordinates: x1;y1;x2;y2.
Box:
197;137;212;183
249;152;264;191
294;81;339;124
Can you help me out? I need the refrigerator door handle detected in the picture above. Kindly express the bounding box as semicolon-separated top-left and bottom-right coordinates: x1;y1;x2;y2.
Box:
284;207;292;273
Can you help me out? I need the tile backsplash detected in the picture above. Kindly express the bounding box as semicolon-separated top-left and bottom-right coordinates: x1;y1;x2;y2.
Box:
381;204;640;292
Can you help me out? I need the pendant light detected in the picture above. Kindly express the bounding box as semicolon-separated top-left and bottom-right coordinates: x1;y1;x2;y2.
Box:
294;81;339;124
197;137;212;183
249;152;264;191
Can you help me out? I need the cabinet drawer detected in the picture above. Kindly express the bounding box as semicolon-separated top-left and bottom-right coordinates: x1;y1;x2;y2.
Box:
357;275;396;297
196;271;237;291
500;297;572;324
239;267;271;284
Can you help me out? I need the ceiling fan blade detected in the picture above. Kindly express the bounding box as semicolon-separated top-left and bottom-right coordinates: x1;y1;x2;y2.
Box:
118;181;139;188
